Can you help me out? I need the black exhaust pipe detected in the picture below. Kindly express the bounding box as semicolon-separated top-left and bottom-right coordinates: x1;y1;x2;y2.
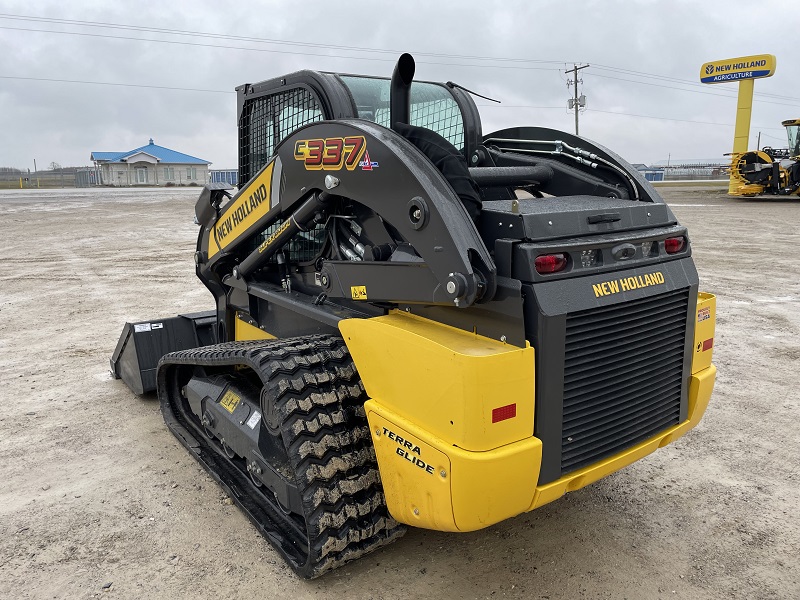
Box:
390;53;415;132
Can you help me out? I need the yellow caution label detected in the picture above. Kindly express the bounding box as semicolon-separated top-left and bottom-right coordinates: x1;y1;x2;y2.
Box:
220;390;241;413
351;285;368;300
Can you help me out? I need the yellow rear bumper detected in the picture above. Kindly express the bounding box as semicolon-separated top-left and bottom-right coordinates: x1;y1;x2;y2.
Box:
366;364;715;531
347;292;717;532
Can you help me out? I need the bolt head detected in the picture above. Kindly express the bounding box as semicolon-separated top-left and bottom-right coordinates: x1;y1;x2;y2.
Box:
439;470;447;478
413;507;420;516
446;281;456;294
324;174;340;189
375;428;381;437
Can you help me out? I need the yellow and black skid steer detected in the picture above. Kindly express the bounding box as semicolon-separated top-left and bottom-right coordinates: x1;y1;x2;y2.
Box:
111;54;717;578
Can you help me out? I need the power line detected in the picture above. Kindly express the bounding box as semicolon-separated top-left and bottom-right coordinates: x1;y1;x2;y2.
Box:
4;12;799;107
0;13;795;129
4;22;793;110
1;73;788;132
0;13;573;66
2;14;797;110
476;105;565;109
587;72;800;108
584;108;786;130
0;74;233;93
593;63;800;102
0;24;561;72
758;131;788;143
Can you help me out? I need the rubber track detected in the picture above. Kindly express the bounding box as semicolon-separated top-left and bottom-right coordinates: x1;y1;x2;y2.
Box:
157;335;406;578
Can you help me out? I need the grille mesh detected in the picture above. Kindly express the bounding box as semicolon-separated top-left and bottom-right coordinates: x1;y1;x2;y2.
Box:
238;87;323;185
561;289;689;474
238;87;326;263
247;225;326;264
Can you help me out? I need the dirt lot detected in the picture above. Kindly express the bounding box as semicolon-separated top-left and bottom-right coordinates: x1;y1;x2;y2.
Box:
0;185;798;599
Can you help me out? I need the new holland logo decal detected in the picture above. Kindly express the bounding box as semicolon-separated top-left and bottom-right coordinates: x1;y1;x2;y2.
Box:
294;136;375;171
592;271;665;297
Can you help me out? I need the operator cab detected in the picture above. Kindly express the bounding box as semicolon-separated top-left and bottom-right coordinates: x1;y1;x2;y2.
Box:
236;69;481;186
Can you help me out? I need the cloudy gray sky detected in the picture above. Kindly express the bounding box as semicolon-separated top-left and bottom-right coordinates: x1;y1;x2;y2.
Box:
1;0;798;171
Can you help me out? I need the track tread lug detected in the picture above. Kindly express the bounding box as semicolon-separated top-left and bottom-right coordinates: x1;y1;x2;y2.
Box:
157;333;405;579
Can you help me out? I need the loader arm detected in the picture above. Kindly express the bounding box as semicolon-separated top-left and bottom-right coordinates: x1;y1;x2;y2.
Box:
195;119;497;311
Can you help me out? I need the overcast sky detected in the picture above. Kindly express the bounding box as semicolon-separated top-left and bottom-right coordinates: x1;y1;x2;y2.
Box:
1;0;798;171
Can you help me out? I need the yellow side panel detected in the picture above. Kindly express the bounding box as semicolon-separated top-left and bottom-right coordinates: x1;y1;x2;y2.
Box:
208;162;274;258
368;401;541;532
692;292;716;374
234;313;275;341
528;364;716;511
339;312;535;452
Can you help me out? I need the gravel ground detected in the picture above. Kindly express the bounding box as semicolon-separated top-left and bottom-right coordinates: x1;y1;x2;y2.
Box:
0;185;798;600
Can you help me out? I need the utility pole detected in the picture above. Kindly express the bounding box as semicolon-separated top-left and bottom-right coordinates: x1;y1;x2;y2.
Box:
565;64;590;135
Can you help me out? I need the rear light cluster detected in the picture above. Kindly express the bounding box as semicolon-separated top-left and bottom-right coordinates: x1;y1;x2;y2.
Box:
534;253;567;274
665;236;687;254
535;236;687;275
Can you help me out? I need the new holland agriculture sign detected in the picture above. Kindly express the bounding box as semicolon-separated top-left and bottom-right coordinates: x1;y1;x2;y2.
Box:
700;54;776;84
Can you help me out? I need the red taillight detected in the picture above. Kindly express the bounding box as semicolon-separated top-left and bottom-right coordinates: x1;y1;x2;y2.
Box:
665;236;686;254
534;253;567;274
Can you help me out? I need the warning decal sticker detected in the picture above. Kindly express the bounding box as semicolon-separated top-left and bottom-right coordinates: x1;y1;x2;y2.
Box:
220;390;241;413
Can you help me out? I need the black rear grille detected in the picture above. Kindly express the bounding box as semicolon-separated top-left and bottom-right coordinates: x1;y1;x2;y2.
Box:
561;289;689;473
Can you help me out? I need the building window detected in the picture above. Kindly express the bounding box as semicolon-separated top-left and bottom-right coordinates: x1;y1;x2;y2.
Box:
164;167;174;180
187;167;197;180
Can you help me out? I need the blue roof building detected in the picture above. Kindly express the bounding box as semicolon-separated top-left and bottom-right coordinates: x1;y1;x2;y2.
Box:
90;138;211;186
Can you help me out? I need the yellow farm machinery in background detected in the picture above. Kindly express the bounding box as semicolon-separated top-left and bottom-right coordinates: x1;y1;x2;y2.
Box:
729;119;800;196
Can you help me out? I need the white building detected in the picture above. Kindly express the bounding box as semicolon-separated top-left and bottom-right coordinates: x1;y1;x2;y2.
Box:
90;139;211;186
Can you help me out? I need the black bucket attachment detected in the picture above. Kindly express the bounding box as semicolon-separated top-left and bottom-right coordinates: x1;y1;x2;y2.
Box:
110;310;217;394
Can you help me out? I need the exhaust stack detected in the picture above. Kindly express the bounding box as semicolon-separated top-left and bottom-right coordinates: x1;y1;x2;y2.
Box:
390;53;415;132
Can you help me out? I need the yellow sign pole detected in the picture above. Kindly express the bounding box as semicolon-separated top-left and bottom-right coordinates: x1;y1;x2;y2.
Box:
730;78;755;193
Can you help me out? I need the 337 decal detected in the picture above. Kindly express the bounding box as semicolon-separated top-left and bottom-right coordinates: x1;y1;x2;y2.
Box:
294;136;369;171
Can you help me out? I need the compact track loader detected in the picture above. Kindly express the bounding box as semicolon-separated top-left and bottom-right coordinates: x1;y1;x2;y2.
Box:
111;54;717;578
